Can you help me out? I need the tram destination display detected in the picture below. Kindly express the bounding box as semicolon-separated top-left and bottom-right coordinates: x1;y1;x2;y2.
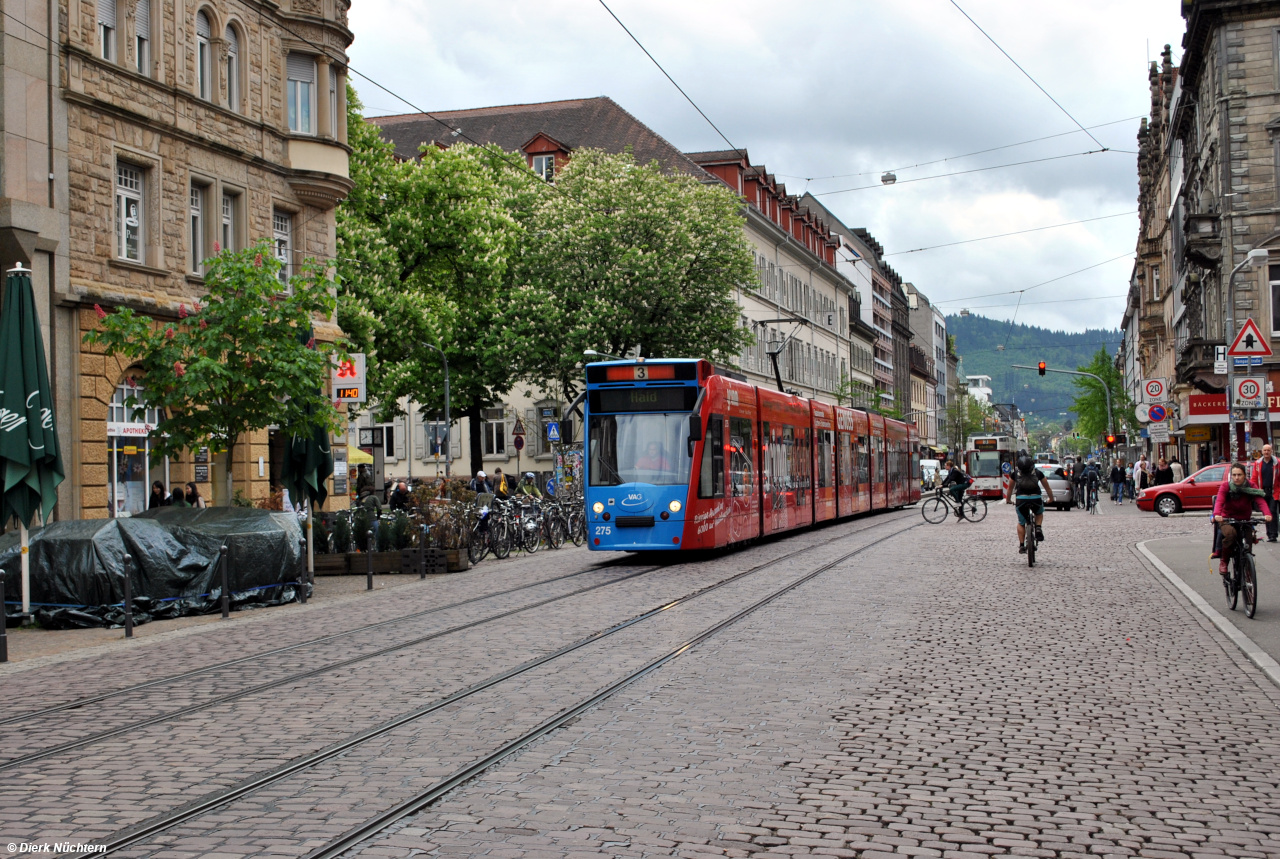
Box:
590;387;698;413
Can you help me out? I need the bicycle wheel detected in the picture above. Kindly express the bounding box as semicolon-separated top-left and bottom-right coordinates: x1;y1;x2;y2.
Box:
522;519;543;553
468;523;487;565
1242;553;1258;618
962;497;988;522
921;497;949;524
547;514;566;550
1225;558;1240;610
491;519;512;559
1026;526;1036;568
569;512;586;547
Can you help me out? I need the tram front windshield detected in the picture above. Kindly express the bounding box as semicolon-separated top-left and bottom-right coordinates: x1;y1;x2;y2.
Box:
588;413;693;486
967;450;1004;478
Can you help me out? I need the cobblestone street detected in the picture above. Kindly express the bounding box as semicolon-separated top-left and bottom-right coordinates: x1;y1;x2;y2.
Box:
3;502;1279;858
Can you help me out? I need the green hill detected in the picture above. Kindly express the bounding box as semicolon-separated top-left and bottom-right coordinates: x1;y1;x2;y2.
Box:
946;314;1121;428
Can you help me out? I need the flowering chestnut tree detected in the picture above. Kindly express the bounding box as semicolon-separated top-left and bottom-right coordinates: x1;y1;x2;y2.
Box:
83;241;342;503
505;147;756;403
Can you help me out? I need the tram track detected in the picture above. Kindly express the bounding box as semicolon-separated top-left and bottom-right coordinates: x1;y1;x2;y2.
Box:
2;515;902;773
0;556;647;727
60;513;917;859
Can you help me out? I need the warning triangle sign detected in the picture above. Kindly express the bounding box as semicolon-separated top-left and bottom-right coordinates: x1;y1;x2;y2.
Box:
1228;317;1273;356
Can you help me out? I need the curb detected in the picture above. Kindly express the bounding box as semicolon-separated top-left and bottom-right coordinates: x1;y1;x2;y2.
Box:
1136;540;1280;689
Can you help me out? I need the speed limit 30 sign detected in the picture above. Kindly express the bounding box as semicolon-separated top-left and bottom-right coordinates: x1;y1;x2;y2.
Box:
1234;376;1265;409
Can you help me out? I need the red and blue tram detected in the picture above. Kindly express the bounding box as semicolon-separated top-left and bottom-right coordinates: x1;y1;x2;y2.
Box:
583;358;921;552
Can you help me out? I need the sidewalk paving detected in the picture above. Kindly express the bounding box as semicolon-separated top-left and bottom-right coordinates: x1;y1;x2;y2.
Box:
1143;531;1280;673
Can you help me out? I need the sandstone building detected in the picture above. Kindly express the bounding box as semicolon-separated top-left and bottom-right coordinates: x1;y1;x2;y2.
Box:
1;0;353;518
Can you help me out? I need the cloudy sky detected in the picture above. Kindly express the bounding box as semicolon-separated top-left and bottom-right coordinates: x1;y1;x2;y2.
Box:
346;0;1187;334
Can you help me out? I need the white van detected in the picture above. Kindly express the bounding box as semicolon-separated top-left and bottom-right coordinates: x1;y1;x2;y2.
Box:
920;459;941;490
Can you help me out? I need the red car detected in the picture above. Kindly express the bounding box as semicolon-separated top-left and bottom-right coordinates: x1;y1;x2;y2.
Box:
1136;464;1227;517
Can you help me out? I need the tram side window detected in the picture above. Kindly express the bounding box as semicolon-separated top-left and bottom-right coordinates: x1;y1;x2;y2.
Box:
698;414;725;498
817;429;833;488
799;428;812;497
729;416;753;497
857;436;870;486
838;432;853;487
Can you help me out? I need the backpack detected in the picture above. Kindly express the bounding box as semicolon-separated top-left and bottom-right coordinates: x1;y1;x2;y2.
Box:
1013;467;1041;495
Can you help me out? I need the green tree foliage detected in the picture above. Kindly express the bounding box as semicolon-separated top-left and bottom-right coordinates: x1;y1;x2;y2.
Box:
1070;347;1136;441
83;242;341;502
505;147;755;403
336;87;533;462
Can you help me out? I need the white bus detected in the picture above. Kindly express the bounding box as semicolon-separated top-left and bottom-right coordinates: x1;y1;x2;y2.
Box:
965;434;1017;499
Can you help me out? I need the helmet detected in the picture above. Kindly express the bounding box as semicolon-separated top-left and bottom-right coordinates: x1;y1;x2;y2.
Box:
1016;454;1035;473
524;472;535;480
476;470;486;478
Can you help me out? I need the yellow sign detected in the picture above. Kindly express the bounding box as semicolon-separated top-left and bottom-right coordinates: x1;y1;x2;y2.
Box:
1184;425;1212;443
123;445;138;455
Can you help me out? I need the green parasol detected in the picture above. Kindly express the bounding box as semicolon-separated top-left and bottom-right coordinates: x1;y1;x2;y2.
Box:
278;328;333;582
0;264;65;618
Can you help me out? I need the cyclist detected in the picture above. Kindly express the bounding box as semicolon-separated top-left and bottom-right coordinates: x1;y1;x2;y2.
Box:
1080;458;1101;509
1212;462;1272;576
1006;454;1055;554
517;472;544;498
939;459;971;515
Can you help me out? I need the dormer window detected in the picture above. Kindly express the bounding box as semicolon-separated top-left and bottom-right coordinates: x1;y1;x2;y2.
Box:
532;154;555;183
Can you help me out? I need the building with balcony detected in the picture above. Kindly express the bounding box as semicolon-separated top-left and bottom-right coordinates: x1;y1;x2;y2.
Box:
2;0;354;518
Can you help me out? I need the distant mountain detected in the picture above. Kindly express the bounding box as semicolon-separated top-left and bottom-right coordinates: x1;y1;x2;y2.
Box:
946;314;1121;427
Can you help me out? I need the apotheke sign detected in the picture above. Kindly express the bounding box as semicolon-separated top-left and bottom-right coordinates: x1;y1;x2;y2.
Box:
107;422;155;437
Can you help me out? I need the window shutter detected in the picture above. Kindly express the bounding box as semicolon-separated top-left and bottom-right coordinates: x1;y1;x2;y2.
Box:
449;422;461;460
195;10;210;38
98;0;116;27
413;412;424;460
224;24;237;53
134;0;148;32
286;52;315;82
394;418;406;461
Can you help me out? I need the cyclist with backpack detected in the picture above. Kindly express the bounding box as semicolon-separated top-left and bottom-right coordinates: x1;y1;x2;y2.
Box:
1006;454;1055;554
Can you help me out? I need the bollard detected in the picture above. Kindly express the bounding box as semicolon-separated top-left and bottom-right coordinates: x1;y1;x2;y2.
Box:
0;572;8;663
220;544;230;618
298;538;308;605
366;530;374;591
122;553;134;639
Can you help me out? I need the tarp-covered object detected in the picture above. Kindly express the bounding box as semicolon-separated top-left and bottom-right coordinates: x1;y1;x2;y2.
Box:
0;508;306;628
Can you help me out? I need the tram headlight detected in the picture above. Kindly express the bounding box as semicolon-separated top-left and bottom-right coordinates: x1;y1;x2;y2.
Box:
668;500;682;513
592;501;605;514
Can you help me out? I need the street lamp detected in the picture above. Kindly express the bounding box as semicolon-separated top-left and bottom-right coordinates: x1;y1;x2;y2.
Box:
423;342;450;479
1226;247;1270;462
583;348;624;361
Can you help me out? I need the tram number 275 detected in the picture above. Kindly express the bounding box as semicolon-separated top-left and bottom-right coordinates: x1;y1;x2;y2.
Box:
594;526;612;536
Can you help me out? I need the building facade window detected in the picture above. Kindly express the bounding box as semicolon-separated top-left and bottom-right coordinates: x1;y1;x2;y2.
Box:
482;408;506;456
221;191;238;252
189;184;206;274
286;53;316;134
225;25;240;112
98;0;116;60
273;209;292;285
134;0;149;73
1270;264;1280;335
195;11;212;100
115;163;144;262
329;65;339;137
532;154;555;182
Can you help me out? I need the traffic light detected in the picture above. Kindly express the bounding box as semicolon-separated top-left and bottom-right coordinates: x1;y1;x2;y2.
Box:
1105;434;1116;448
1038;361;1046;376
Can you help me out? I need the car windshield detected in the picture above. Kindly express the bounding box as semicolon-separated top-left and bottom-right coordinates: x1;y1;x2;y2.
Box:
588;413;693;487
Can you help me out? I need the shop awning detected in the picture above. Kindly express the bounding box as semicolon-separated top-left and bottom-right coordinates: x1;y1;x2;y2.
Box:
347;446;374;464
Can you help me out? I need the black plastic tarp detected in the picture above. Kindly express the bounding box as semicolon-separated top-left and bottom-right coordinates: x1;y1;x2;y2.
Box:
0;508;306;628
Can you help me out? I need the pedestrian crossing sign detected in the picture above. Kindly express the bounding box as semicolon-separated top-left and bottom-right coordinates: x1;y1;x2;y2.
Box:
546;421;560;442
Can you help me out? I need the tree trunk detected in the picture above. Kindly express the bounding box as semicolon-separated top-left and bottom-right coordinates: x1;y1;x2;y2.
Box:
223;439;236;507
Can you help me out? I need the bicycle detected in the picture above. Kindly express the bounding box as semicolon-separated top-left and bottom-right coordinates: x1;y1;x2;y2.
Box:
1017;499;1042;567
1085;480;1100;515
920;487;988;524
1219;517;1260;619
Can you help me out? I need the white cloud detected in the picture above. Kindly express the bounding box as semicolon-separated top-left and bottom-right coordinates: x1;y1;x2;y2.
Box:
346;0;1186;332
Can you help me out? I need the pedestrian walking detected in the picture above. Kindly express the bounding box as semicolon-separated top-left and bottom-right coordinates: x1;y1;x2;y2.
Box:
1109;461;1126;504
1250;444;1280;542
1169;458;1184;483
1153;457;1174;486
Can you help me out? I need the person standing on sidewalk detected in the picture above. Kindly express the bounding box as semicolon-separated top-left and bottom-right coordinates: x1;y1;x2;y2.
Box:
1169;458;1185;483
1153;457;1174;486
1250;444;1280;542
1109;461;1126;504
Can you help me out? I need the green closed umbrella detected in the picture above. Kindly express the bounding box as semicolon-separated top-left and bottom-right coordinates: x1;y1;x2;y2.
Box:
278;328;333;582
0;264;65;618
